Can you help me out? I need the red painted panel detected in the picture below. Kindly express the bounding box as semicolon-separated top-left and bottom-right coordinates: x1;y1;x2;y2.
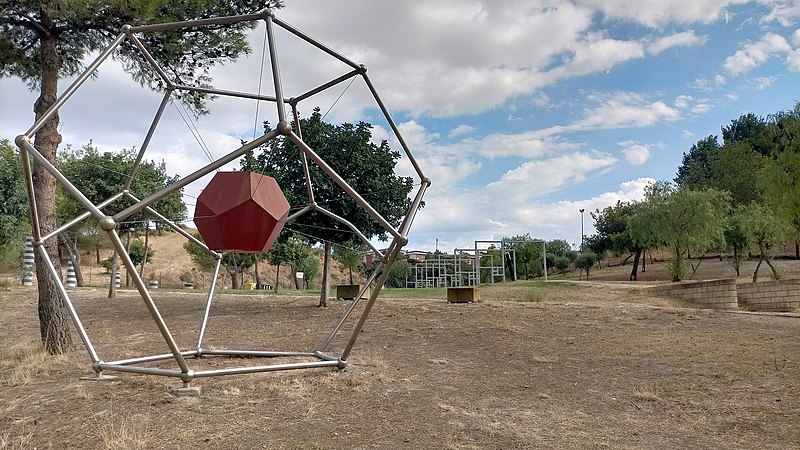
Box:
194;171;290;253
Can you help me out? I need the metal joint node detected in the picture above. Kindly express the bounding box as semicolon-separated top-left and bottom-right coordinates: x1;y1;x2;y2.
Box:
14;135;29;148
99;216;117;231
423;177;432;187
180;369;195;383
277;120;292;136
337;359;348;369
121;24;132;33
358;64;367;74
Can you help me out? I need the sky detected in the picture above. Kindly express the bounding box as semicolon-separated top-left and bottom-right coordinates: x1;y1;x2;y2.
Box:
2;0;800;253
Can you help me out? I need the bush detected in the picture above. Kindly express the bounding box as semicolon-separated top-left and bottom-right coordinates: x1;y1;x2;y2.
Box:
554;256;571;273
385;258;411;288
128;240;154;267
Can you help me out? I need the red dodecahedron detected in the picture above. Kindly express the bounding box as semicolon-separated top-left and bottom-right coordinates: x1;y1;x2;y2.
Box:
194;172;290;253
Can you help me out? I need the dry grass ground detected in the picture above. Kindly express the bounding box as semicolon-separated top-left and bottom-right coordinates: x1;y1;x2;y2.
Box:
1;281;798;449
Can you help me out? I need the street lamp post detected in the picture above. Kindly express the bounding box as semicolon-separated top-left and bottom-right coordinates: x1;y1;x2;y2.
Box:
579;208;585;252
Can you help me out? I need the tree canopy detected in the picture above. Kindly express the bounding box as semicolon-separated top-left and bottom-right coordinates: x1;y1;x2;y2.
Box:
629;182;729;281
57;143;186;230
0;139;29;267
240;108;416;245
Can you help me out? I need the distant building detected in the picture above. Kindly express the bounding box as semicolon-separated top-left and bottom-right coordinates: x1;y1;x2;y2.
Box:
364;249;427;267
405;251;427;262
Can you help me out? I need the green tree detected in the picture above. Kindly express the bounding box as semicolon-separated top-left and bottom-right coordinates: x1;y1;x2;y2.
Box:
675;135;720;189
0;140;29;269
546;239;573;257
183;232;256;290
57;143;186;287
2;0;283;354
707;141;765;207
266;238;307;291
574;252;598;279
629;182;729;282
758;152;800;258
240;109;416;305
502;234;545;279
740;203;788;282
721;113;769;152
553;256;571;274
589;201;645;280
127;239;154;267
334;241;365;285
724;210;750;276
385;258;411;288
295;254;319;288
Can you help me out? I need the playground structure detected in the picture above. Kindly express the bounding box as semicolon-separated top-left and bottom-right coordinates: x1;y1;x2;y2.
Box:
15;8;429;389
409;240;547;288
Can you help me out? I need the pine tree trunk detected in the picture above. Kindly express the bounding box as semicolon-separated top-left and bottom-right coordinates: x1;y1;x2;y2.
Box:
33;18;73;354
139;224;150;278
319;241;331;307
274;263;280;293
108;251;118;298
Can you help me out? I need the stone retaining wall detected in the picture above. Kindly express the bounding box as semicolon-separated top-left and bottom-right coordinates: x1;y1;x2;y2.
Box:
737;279;800;312
648;279;738;309
648;278;800;312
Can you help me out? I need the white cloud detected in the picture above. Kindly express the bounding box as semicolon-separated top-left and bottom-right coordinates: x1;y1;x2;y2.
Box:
788;49;800;71
448;124;476;139
754;75;778;89
530;91;551;108
577;0;745;28
546;34;645;81
648;31;707;54
723;33;792;77
674;94;693;109
759;0;800;26
486;151;618;200
556;91;681;133
619;141;652;165
692;101;713;114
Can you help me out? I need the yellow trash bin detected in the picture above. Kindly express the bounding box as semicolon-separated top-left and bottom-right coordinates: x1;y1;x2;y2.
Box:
247;282;256;290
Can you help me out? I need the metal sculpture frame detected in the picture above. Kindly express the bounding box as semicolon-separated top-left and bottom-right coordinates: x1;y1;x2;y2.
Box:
15;8;429;388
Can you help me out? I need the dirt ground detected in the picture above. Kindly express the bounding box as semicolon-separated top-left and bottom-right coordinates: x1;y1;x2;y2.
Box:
1;282;798;449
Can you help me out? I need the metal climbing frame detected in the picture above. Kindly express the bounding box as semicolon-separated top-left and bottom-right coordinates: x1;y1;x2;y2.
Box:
15;8;429;388
409;239;548;288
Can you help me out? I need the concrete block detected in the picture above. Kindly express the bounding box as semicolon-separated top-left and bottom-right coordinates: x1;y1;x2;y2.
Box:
447;286;480;303
336;284;370;300
171;385;202;397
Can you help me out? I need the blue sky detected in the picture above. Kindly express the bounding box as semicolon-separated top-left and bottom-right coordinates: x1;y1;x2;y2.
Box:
2;0;800;252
